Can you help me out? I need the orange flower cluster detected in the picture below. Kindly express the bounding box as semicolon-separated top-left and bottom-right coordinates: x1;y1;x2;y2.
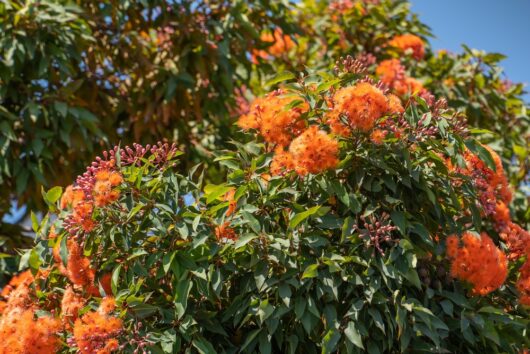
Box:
484;146;512;204
451;147;530;305
0;270;33;301
53;240;95;290
215;222;238;242
61;185;86;210
61;186;96;233
73;297;122;354
93;169;123;207
446;232;508;295
73;200;96;233
0;272;119;352
388;34;425;60
62;163;122;234
327;82;403;135
458;148;530;262
61;287;86;326
0;309;61;354
238;90;340;176
287;126;339;175
0;270;34;316
376;59;426;96
375;59;405;87
270;147;295;176
252;28;295;62
0;271;61;354
237;90;308;147
387;94;405;114
269;127;339;176
494;203;530;261
370;129;387;144
222;189;237;217
449;148;512;216
517;260;530;306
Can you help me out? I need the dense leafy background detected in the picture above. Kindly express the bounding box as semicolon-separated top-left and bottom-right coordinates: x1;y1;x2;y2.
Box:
0;0;295;220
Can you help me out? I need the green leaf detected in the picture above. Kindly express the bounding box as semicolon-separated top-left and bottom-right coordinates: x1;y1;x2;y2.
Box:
31;212;39;233
192;337;216;354
53;101;68;117
258;299;274;324
59;235;68;268
278;283;292;307
19;249;31;271
322;328;341;354
174;278;192;319
265;71;295;87
235;234;258;249
289;205;321;229
440;300;453;316
344;321;364;349
341;216;354;243
111;265;122;295
302;264;319;279
316;78;342;93
127;203;145;221
28;248;41;269
402;268;421;289
162;250;177;274
45;186;63;204
295;297;306;319
204;184;232;204
391;211;407;235
241;211;260;233
129;302;159;319
240;329;261;352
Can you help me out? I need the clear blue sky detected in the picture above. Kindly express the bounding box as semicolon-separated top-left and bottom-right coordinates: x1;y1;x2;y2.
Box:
411;0;530;100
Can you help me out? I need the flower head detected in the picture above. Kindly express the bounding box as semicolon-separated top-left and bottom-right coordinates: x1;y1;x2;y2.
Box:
388;34;425;60
370;129;387;144
288;126;339;175
53;240;96;291
238;91;308;147
215;222;238;242
73;297;122;354
375;59;406;87
222;189;237;217
61;286;85;326
252;28;295;62
329;82;389;133
447;232;507;295
0;309;61;354
60;186;86;210
270;147;295;176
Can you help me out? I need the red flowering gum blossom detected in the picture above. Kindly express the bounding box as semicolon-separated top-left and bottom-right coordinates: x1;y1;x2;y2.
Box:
288;126;339;176
388;34;425;60
446;232;507;296
327;82;390;134
237;91;309;147
73;297;122;354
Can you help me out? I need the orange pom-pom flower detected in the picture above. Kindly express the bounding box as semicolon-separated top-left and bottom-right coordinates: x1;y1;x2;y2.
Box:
288;126;339;175
328;82;389;133
388;34;425;60
446;232;507;295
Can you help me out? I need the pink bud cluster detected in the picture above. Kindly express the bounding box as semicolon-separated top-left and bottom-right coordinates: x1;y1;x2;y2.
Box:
353;213;398;255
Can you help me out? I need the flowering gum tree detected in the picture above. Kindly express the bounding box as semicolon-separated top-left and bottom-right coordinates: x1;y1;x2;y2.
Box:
2;58;530;352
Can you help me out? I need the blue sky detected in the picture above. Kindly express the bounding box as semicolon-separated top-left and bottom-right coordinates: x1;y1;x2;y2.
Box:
411;0;530;99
